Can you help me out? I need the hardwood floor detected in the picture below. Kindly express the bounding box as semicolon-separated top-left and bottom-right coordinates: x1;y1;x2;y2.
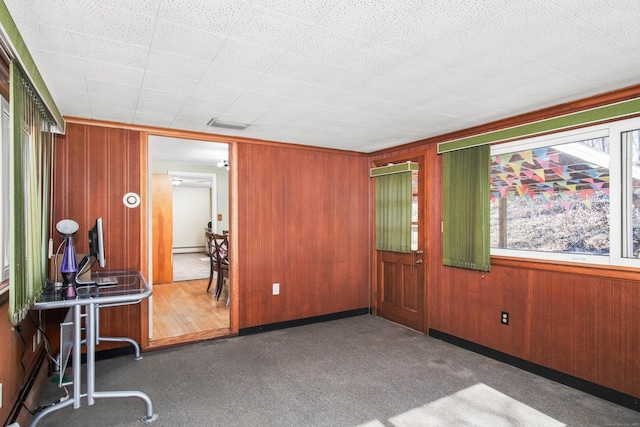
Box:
151;277;231;346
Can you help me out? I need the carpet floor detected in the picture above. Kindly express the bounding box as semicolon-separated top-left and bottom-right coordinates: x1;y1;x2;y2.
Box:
35;315;639;426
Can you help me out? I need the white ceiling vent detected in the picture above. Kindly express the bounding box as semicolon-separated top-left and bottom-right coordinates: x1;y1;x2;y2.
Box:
206;118;250;130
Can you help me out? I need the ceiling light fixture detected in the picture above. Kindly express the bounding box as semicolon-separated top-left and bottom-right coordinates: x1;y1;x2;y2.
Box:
207;118;250;130
172;178;182;186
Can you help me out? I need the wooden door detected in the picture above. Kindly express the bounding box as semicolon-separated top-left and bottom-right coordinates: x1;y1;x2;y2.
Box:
375;156;425;332
152;174;173;284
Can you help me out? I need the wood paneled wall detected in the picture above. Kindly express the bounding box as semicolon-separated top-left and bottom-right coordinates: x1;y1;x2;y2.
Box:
236;143;371;328
52;122;371;335
52;123;143;347
370;85;640;399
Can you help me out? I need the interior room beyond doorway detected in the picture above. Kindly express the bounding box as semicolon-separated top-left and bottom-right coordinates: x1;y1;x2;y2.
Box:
148;135;231;345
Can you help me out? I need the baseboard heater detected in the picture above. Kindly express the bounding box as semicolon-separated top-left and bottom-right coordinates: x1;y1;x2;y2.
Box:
239;308;371;336
429;329;639;413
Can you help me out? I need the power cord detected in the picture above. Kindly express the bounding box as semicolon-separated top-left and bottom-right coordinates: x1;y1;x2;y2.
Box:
34;386;69;413
27;312;59;371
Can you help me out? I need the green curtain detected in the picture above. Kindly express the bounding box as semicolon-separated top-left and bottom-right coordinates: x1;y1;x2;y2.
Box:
8;61;54;325
442;144;491;271
375;171;413;253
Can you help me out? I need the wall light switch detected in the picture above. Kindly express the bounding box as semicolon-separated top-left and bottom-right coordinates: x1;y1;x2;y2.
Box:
272;283;280;295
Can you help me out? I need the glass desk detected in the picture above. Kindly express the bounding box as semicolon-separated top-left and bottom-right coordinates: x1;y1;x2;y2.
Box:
31;270;158;426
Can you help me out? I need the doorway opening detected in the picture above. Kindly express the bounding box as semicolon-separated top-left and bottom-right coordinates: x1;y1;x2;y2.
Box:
148;135;231;346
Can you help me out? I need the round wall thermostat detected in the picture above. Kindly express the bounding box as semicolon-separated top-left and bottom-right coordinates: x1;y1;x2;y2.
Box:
123;192;141;208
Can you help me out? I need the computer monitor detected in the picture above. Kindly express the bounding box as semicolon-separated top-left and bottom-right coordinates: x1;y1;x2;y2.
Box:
88;217;106;268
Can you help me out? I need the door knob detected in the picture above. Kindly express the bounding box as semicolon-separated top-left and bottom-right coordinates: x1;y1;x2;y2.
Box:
415;259;423;264
415;250;423;254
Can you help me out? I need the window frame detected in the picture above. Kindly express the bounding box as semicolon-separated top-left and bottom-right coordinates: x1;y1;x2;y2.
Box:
1;95;9;288
490;115;640;268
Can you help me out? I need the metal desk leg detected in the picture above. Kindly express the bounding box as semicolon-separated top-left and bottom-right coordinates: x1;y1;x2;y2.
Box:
95;306;142;360
73;303;82;409
86;301;96;405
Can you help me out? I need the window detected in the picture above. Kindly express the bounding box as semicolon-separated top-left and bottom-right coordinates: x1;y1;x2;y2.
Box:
0;96;9;284
490;116;640;267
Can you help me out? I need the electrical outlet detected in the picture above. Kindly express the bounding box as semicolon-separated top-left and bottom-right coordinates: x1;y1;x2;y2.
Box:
501;311;510;325
272;283;280;295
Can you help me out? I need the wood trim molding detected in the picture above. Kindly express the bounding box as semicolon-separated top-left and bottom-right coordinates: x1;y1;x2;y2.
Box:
64;117;367;157
491;256;640;281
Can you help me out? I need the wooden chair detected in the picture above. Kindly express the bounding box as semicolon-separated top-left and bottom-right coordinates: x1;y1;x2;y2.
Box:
212;233;229;302
205;231;219;293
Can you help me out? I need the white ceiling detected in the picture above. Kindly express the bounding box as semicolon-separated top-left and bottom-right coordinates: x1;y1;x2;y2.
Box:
5;0;640;153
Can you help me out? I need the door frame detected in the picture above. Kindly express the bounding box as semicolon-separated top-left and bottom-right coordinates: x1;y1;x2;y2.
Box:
144;133;235;344
371;152;428;332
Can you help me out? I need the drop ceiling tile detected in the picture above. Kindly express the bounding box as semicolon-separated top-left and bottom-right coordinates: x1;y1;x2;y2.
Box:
212;38;284;73
468;2;600;60
200;63;264;90
544;38;640;84
79;36;149;69
81;61;146;87
341;43;417;77
86;79;140;101
375;59;449;89
217;103;270;124
546;0;640;49
152;20;226;60
145;49;210;80
317;0;416;41
159;0;249;36
5;0;75;31
133;110;175;128
138;88;190;107
274;99;326;117
234;91;287;110
141;72;199;95
515;74;595;105
372;11;460;57
287;26;367;65
44;72;87;95
176;107;222;123
417;95;487;119
228;3;315;51
73;2;156;46
9;23;83;58
91;94;139;111
247;74;304;98
419;0;509;31
136;99;184;117
168;117;208;133
182;95;233;113
90;0;161;16
91;106;136;124
265;54;341;84
54;90;91;113
290;83;346;105
355;76;445;108
189;82;245;104
250;0;342;22
425;32;504;69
